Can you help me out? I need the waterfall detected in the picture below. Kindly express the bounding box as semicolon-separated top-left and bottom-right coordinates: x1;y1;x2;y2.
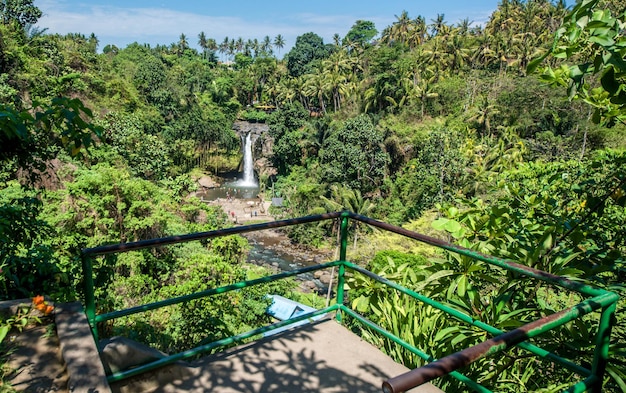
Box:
239;132;257;187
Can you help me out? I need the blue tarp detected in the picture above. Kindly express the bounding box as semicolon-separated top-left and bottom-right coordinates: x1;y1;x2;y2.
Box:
264;295;324;336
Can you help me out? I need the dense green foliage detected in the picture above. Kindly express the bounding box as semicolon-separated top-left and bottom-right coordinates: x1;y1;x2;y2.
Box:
533;0;626;127
1;0;625;391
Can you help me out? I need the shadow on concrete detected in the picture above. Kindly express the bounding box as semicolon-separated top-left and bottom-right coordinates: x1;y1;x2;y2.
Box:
110;318;442;393
6;324;69;393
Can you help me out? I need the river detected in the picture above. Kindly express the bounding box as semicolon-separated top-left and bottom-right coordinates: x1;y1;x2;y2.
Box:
243;230;335;293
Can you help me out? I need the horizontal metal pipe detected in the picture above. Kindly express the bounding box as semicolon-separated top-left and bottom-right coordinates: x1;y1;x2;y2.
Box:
80;211;618;392
346;212;609;298
96;261;342;322
83;211;343;255
107;305;339;383
563;377;597;393
345;263;592;377
382;292;619;393
339;306;493;393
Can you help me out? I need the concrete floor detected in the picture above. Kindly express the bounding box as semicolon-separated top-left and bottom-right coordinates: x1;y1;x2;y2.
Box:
6;325;69;393
110;318;443;393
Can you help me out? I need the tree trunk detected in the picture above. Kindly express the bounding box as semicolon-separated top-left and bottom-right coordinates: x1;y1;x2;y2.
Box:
579;126;587;161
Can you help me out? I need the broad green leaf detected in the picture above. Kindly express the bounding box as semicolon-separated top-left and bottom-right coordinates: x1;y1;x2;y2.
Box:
589;35;615;46
527;52;549;74
424;269;456;284
601;66;619;94
556;268;584;278
457;275;467;297
451;333;468;347
592;108;602;123
497;308;534;324
466;263;484;273
540;232;553;251
0;324;9;344
554;252;581;268
444;219;462;234
586;20;609;29
353;296;370;313
434;326;461;342
432;218;449;231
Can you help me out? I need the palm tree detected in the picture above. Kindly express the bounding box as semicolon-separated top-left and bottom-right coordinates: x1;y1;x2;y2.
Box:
262;35;273;55
321;186;375;250
178;33;189;55
333;33;342;47
198;31;208;58
430;14;447;36
207;38;217;52
244;39;253;56
275;77;297;106
219;36;230;61
321;50;354;111
393;10;412;44
235;37;244;54
416;72;439;119
382;10;412;46
457;18;473;36
273;34;285;56
303;71;328;113
469;95;500;137
407;16;427;48
445;31;472;72
230;38;237;60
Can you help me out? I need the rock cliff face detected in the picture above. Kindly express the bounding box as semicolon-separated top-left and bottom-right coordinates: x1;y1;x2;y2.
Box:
232;121;271;154
232;121;276;179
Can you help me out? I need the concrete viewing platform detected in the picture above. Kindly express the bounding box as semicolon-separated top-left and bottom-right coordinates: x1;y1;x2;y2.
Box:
109;317;443;393
3;299;443;393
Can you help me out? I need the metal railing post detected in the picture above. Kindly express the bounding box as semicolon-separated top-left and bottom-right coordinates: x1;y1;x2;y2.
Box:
335;212;349;323
590;301;617;393
81;253;98;341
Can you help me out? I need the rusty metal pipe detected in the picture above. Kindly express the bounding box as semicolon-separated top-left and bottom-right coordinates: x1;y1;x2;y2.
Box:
83;211;342;255
382;291;617;393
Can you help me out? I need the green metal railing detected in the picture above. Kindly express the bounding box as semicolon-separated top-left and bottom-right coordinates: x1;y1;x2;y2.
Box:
81;211;619;392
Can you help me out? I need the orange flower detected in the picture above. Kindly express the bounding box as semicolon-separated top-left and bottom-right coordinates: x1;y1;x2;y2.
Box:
32;295;45;306
43;305;54;316
35;303;47;312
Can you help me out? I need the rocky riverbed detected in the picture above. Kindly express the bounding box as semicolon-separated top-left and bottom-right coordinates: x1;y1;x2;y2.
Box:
243;229;336;293
194;174;337;293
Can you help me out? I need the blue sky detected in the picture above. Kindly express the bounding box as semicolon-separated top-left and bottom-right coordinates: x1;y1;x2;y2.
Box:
36;0;572;53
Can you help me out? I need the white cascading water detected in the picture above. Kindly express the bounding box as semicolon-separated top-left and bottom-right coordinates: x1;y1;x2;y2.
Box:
238;132;257;187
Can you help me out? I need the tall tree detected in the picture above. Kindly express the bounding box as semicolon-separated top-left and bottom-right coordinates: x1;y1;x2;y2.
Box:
235;37;244;54
0;0;41;27
198;31;208;58
262;35;273;55
321;185;375;249
273;34;285;56
177;33;189;56
284;32;332;77
219;36;230;61
430;13;448;37
391;10;412;45
319;115;390;193
344;20;378;49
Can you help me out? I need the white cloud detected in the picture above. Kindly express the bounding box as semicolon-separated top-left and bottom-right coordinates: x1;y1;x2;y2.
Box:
34;0;495;52
40;4;266;43
35;0;366;50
